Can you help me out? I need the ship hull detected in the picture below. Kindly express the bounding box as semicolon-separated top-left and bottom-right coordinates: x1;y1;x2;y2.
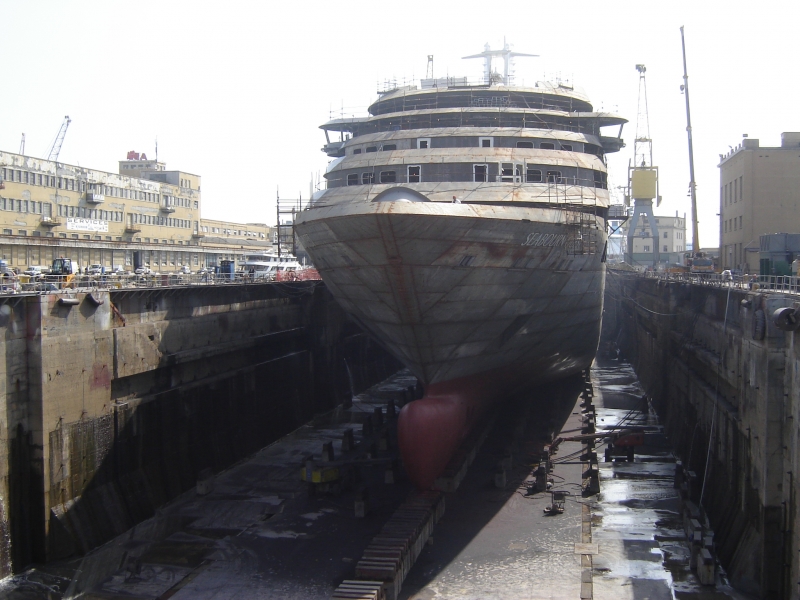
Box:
296;199;605;487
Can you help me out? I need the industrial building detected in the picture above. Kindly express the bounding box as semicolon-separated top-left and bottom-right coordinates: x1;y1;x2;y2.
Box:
718;132;800;273
621;211;688;269
0;149;275;272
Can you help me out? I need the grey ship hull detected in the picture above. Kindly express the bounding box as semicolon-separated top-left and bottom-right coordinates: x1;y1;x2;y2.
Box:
295;199;605;389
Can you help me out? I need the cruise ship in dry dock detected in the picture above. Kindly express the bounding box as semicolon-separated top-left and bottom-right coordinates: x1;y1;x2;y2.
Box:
295;45;626;488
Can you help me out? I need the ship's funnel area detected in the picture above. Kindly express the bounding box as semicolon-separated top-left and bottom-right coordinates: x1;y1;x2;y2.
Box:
372;187;430;203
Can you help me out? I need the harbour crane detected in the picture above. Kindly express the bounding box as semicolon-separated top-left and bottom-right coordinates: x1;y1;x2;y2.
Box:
680;26;700;255
625;65;661;268
47;116;71;162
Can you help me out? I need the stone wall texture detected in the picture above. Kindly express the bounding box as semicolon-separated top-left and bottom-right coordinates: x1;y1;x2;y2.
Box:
0;282;399;573
604;272;800;599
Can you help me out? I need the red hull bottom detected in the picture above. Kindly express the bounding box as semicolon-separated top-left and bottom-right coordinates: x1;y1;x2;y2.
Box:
397;371;503;490
397;358;592;488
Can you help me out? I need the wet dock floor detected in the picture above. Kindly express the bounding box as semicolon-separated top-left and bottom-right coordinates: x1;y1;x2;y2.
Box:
590;360;749;600
0;362;756;599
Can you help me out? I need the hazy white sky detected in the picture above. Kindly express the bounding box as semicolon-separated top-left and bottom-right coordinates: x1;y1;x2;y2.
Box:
2;0;797;247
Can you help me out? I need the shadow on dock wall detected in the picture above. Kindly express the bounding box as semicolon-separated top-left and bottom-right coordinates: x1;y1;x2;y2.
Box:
2;283;401;573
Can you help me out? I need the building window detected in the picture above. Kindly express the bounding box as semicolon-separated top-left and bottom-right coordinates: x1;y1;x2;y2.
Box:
546;170;562;183
739;216;742;229
739;175;743;200
417;138;430;149
663;232;668;238
473;164;488;182
380;171;396;183
407;166;421;183
479;137;493;148
516;141;534;149
526;169;542;183
347;173;359;186
643;245;650;252
540;142;555;150
663;245;668;252
2;229;10;235
361;172;374;184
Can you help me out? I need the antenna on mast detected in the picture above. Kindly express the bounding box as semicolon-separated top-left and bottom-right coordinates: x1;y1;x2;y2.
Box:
462;42;537;85
426;55;434;80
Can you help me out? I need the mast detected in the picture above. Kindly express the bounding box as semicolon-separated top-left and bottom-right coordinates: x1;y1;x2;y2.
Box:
680;26;700;253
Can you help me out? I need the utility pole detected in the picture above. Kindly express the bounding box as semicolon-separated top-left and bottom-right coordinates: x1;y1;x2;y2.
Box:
680;26;700;254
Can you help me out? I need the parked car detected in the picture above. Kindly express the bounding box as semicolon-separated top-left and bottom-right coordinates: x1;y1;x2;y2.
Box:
179;265;191;274
134;266;152;275
721;269;733;281
23;265;48;278
87;264;103;276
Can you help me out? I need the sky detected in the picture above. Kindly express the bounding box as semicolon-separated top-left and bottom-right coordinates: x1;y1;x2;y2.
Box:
2;0;798;248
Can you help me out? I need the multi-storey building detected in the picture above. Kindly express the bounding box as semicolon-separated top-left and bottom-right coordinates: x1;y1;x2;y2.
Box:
0;150;275;272
718;132;800;273
623;211;688;269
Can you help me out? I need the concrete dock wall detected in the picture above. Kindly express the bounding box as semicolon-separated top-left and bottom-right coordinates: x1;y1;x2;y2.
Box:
605;272;800;599
0;282;399;574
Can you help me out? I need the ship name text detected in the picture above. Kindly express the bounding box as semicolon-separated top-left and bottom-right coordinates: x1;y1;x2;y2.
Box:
522;232;567;247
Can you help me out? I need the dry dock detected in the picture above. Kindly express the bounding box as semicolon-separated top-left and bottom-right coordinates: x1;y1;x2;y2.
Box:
0;274;797;599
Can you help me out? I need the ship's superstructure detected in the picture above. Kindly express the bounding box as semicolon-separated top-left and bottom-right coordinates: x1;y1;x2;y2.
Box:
296;45;626;488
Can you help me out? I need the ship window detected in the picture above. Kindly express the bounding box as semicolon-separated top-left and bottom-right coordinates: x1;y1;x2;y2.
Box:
366;146;377;153
540;142;555;150
362;172;374;184
479;137;493;148
407;165;421;183
473;164;488;182
561;144;573;151
546;170;563;183
353;148;362;154
516;141;534;149
380;171;396;183
347;174;359;186
417;138;430;149
500;163;514;182
382;144;396;151
527;169;542;182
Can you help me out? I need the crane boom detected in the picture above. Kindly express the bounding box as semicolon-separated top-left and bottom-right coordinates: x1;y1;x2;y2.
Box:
680;26;700;253
47;116;71;162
